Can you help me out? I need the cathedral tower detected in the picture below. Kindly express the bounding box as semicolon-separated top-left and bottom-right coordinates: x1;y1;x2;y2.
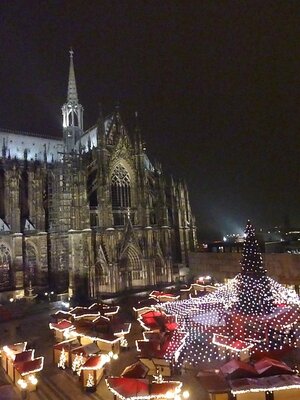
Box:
61;49;84;152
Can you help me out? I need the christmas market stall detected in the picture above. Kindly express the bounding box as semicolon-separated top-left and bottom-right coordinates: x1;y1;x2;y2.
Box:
197;370;230;400
132;297;159;318
50;310;73;323
49;319;75;341
199;357;300;400
14;356;43;392
150;290;180;303
229;374;300;400
70;342;101;375
106;376;189;400
121;361;149;379
81;354;109;392
137;309;178;333
180;283;217;300
76;328;122;354
1;342;27;373
1;342;44;393
53;338;81;369
254;357;294;377
49;302;130;354
112;322;132;350
212;334;254;362
136;330;187;376
68;303;120;322
198;359;300;400
88;303;120;320
220;359;258;380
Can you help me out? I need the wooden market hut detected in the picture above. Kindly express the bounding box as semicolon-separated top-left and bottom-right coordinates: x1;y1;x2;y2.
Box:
49;319;75;341
106;377;182;400
81;355;109;391
1;342;27;373
1;343;43;393
121;361;149;379
229;374;300;400
14;357;44;391
70;342;101;367
53;338;81;368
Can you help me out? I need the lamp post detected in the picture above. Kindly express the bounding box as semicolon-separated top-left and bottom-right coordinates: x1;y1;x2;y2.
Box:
44;291;54;302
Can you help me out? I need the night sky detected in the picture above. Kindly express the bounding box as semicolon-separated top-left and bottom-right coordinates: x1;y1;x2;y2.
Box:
0;1;299;239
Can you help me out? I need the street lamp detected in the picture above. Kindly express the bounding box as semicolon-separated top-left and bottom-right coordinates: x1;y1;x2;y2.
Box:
45;291;55;301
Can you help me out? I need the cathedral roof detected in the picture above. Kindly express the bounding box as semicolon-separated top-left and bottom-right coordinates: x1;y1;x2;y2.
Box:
0;127;63;162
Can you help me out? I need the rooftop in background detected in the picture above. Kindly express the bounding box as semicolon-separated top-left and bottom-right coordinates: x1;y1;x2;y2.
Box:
198;227;300;254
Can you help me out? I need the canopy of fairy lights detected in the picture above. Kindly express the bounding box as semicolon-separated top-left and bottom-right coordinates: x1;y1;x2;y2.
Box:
160;221;300;367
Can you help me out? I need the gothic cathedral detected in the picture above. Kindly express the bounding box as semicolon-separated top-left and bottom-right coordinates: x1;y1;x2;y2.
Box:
0;51;196;301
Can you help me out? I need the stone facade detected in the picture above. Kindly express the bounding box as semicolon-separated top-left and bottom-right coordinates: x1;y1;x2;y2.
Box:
0;51;196;300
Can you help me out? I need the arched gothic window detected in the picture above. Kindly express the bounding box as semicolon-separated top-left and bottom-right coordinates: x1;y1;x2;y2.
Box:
111;164;131;208
0;244;12;290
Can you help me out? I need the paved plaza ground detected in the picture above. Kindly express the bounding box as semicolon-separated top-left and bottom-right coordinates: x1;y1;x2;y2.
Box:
0;302;209;400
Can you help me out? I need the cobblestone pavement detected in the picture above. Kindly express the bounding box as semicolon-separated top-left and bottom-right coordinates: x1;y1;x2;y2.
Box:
0;305;209;400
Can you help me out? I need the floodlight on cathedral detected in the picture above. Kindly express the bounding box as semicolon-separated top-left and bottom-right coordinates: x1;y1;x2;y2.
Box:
158;221;300;367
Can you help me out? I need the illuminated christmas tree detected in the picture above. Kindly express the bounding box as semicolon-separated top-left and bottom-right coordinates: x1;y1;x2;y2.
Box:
86;373;95;387
72;353;84;375
58;348;66;369
235;220;275;315
159;221;300;367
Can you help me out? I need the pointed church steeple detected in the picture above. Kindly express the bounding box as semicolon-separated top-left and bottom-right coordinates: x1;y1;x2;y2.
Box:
62;49;84;152
134;111;143;153
97;103;105;147
67;48;78;103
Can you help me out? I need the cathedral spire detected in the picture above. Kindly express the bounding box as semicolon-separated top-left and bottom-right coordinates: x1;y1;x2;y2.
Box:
67;48;78;103
62;49;84;152
134;111;143;153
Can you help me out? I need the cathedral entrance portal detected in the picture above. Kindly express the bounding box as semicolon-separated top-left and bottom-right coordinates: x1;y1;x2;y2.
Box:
119;245;143;291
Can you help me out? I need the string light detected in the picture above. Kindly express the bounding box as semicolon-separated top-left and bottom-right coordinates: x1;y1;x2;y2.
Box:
58;348;67;369
155;221;300;367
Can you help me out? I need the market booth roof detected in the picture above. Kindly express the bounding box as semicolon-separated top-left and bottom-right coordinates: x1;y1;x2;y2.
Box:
221;359;258;379
213;334;254;352
49;319;74;331
53;338;80;351
230;374;300;395
71;342;100;357
106;377;149;399
121;361;149;379
14;357;44;376
81;354;108;370
106;377;182;400
88;303;120;316
3;342;27;359
133;297;159;309
197;371;230;393
14;350;34;364
254;357;293;377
